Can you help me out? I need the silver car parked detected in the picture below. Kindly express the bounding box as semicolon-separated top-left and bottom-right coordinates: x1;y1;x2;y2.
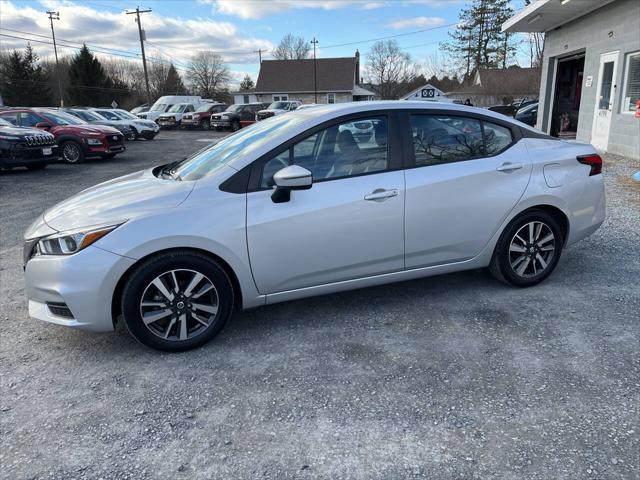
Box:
24;102;606;351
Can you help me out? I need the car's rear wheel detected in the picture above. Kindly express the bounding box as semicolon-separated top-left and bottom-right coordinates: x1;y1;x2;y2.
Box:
61;141;84;164
121;251;234;351
489;210;563;287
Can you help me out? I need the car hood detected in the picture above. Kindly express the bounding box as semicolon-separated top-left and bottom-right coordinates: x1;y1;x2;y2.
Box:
259;109;286;114
42;167;195;232
57;124;121;135
0;125;50;137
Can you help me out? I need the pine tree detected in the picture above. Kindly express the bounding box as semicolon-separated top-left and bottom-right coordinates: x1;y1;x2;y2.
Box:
67;45;113;106
0;45;52;106
163;64;186;95
239;74;254;91
441;0;516;76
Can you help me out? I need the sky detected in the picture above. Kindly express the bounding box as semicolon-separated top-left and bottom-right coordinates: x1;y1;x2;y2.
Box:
0;0;530;87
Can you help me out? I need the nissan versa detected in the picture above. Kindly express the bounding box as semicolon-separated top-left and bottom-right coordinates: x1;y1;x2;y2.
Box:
23;102;605;351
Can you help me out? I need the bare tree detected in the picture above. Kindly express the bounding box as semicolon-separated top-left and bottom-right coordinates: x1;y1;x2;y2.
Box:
525;32;545;67
272;33;310;60
188;51;230;98
366;40;416;99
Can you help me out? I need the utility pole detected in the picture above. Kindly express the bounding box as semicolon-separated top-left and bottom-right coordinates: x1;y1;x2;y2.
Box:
311;37;318;104
46;11;63;107
254;49;264;64
126;7;152;105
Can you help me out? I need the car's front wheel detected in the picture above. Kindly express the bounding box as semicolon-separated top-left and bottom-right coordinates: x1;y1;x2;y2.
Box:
121;251;234;351
231;120;240;132
200;119;210;130
489;210;563;287
61;141;84;164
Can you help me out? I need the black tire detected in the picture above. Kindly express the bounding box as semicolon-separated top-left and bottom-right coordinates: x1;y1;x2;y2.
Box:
489;210;563;287
61;140;85;164
121;250;234;352
130;127;139;140
231;120;240;132
143;132;156;140
26;163;47;171
201;119;210;130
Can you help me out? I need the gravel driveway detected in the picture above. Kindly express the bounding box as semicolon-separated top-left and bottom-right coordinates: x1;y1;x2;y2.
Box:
1;131;638;479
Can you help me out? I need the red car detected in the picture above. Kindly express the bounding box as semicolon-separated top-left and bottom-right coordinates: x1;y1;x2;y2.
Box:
180;103;227;130
0;108;126;164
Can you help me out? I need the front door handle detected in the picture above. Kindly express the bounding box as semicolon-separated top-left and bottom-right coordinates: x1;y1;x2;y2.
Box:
364;188;399;201
496;162;523;173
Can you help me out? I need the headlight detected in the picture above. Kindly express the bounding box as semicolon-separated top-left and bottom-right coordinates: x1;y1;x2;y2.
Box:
87;138;103;145
36;223;122;256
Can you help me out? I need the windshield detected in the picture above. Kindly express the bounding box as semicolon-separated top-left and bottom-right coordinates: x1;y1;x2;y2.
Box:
151;103;170;112
226;104;243;113
114;110;138;120
168;104;188;113
518;103;538;115
196;104;214;113
73;110;102;122
0;117;12;126
172;114;309;181
94;110;120;120
269;102;290;110
40;110;86;125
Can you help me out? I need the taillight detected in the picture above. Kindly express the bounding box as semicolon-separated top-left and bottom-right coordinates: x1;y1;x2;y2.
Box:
577;154;602;176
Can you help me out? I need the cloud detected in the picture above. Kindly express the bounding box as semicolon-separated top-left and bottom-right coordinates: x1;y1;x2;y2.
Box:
0;0;273;68
386;16;446;30
210;0;384;19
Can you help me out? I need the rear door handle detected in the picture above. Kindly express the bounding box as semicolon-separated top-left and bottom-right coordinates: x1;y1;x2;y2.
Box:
364;188;399;201
496;162;523;173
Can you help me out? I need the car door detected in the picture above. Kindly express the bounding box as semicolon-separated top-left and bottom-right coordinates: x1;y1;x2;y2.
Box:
403;112;532;268
246;113;405;294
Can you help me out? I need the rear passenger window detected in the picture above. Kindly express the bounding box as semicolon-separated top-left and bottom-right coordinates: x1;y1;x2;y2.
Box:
410;115;483;165
483;122;513;155
0;112;19;125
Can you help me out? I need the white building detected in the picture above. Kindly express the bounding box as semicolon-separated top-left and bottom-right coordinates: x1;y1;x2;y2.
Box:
402;84;452;103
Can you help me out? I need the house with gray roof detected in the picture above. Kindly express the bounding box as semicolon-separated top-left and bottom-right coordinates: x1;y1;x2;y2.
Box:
253;51;376;105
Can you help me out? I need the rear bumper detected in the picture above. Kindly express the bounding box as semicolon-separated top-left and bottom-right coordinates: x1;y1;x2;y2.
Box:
25;246;136;332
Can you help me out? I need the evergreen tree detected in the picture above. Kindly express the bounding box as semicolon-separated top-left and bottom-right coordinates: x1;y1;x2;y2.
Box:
163;64;186;94
67;45;114;106
441;0;516;76
0;45;52;106
239;74;254;91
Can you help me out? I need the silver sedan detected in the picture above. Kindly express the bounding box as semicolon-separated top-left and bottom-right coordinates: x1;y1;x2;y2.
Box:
23;102;606;351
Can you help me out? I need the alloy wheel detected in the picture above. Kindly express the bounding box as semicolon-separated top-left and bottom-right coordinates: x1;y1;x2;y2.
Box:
508;221;555;278
62;143;80;163
139;269;219;341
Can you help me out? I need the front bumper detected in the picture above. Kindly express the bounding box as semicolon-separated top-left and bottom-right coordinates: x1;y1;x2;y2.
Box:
211;119;231;128
0;144;59;167
158;118;178;128
25;245;135;332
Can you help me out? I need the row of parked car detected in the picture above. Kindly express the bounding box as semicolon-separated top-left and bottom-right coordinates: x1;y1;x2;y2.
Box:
0;105;163;170
486;99;539;127
132;95;305;132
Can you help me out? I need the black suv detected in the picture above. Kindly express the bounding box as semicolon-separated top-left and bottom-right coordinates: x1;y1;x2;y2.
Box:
0;116;59;170
210;103;269;131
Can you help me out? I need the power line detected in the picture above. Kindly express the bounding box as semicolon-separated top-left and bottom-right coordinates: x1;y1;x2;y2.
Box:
321;22;458;49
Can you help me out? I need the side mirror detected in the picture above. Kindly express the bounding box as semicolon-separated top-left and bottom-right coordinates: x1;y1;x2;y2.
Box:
35;122;52;130
271;165;312;203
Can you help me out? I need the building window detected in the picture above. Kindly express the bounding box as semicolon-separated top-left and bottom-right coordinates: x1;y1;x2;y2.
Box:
272;94;288;102
327;93;336;104
243;94;250;103
621;51;640;113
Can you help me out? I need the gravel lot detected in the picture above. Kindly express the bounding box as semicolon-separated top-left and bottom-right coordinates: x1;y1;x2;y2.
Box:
1;130;638;479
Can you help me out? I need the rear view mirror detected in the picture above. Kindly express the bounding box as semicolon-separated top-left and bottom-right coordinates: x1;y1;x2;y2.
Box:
271;165;312;203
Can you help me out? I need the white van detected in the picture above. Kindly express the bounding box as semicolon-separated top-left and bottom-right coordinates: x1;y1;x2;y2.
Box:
138;96;203;122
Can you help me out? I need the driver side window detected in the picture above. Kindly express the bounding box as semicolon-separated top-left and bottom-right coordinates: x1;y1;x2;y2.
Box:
260;116;388;188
